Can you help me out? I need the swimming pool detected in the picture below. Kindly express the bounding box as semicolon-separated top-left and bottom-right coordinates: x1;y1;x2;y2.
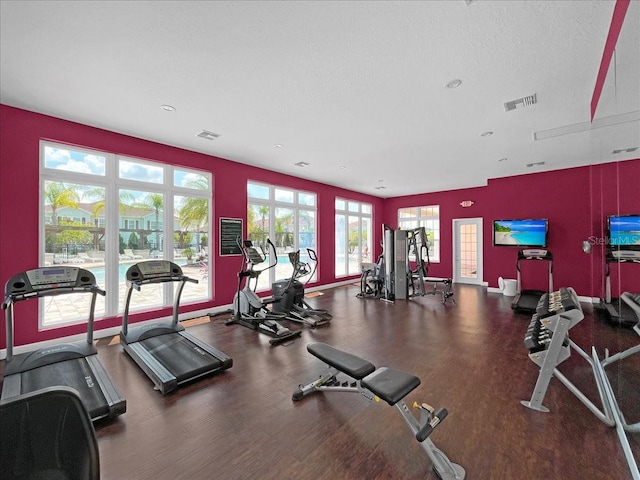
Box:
85;259;188;284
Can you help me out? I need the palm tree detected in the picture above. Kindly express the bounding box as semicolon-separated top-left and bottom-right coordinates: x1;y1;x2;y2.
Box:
257;205;269;246
44;182;80;225
84;188;137;252
178;178;209;253
86;188;135;217
144;193;164;250
178;196;208;253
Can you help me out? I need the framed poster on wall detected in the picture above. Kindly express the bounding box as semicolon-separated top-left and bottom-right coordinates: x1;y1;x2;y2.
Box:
219;217;243;256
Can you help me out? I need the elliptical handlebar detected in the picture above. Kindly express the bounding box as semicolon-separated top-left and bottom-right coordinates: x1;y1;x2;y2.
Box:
303;248;319;285
237;236;280;277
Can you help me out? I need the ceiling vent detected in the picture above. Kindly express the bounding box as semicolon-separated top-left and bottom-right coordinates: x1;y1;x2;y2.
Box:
612;147;638;154
526;161;545;168
196;130;220;140
294;161;310;167
504;94;537;112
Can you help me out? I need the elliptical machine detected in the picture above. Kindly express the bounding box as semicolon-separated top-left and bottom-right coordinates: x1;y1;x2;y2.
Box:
226;238;301;345
271;248;332;327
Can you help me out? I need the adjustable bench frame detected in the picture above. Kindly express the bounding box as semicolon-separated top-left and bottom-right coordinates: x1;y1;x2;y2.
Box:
422;277;455;304
293;342;465;480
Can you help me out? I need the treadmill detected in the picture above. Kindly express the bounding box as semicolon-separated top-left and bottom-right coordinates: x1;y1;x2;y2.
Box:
512;249;553;313
1;267;126;421
120;260;232;395
604;250;640;327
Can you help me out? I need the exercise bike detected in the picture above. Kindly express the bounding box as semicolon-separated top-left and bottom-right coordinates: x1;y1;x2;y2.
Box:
271;248;332;327
226;238;301;345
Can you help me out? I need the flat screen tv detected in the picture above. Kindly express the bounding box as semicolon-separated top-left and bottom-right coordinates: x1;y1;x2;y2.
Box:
493;219;548;248
607;214;640;251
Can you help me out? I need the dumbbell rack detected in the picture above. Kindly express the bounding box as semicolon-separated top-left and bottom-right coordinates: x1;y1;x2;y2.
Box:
521;287;640;479
520;287;614;426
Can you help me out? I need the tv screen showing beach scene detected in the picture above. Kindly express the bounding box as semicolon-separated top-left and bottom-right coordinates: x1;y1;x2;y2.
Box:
608;214;640;250
493;219;548;247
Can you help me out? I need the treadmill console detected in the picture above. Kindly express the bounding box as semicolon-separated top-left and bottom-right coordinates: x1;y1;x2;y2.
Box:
126;260;183;283
609;250;640;261
521;249;549;259
5;267;97;298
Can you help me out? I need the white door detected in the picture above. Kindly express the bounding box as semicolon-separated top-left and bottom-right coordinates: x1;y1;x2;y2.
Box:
453;218;483;285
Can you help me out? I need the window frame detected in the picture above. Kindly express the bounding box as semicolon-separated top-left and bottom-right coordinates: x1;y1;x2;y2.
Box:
397;205;440;262
335;198;372;278
247;181;318;290
39;140;213;328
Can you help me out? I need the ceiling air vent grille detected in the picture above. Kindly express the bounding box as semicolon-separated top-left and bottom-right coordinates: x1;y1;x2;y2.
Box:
612;147;638;154
504;93;537;112
196;130;220;140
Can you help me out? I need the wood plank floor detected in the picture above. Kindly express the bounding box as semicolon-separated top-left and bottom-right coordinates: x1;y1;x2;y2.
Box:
5;283;640;479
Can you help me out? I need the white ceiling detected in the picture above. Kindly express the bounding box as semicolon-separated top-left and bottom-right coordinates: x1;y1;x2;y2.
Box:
1;0;638;198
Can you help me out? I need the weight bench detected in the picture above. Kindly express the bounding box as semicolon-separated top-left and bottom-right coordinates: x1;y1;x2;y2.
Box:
424;277;455;304
293;343;465;480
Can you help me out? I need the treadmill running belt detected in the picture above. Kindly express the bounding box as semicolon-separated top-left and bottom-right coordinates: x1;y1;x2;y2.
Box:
21;358;109;419
140;334;223;383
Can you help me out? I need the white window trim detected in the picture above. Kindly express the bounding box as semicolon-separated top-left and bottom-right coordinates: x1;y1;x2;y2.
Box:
247;181;317;288
39;140;212;328
397;205;440;263
335;198;372;277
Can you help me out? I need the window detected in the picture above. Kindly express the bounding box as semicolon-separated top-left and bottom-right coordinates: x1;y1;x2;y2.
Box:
40;141;212;327
335;199;372;277
397;205;440;262
247;182;317;291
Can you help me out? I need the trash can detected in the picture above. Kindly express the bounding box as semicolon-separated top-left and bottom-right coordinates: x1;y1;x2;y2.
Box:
498;277;517;296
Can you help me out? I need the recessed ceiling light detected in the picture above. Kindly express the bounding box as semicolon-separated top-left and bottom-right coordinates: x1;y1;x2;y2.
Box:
160;104;176;112
339;165;346;169
275;144;283;148
481;131;493;137
446;79;462;89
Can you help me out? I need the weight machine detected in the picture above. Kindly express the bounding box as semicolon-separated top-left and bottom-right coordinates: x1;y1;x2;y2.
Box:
357;226;453;304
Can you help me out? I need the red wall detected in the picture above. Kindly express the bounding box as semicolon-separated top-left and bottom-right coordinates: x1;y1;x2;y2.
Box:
384;159;640;298
1;104;639;349
0;105;384;347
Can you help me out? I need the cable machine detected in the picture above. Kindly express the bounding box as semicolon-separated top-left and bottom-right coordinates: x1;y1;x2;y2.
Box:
358;226;453;304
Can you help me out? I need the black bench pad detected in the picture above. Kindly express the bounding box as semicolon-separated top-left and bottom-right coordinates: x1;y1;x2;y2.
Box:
307;343;376;380
361;367;421;405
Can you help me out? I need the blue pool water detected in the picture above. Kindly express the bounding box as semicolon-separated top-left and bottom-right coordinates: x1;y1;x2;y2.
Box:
87;260;187;284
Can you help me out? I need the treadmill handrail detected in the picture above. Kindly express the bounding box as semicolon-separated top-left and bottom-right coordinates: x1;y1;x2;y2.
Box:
3;285;106;305
122;271;198;336
128;275;197;288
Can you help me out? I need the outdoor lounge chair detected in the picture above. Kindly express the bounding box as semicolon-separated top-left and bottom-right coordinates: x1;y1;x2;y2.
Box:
78;252;103;263
124;249;143;259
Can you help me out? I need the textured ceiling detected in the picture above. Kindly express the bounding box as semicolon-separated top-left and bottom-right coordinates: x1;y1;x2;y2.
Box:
1;0;638;197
